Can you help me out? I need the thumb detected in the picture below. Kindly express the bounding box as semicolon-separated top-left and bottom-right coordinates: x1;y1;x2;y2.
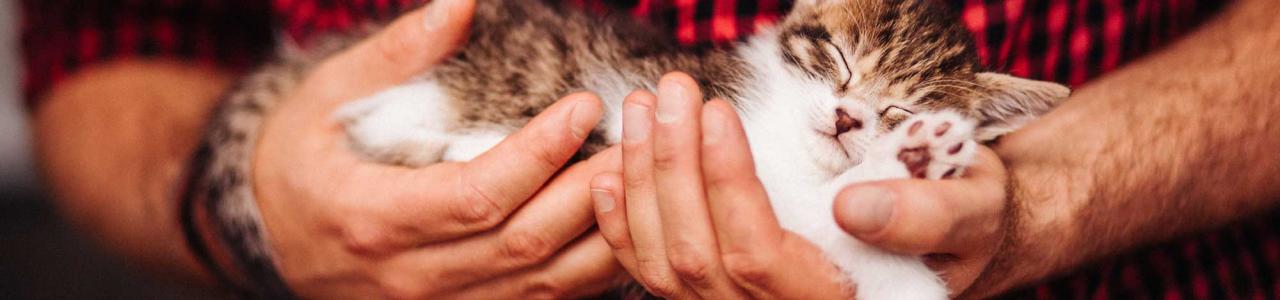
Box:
310;0;476;104
833;149;1007;255
833;182;956;255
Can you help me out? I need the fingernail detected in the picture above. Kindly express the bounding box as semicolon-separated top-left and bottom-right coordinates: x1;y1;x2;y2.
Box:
423;0;455;31
656;78;687;124
843;186;895;234
702;105;726;145
592;189;615;213
623;103;651;143
569;98;598;140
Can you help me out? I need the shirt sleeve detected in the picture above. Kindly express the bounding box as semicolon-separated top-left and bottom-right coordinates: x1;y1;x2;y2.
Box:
20;0;276;109
584;0;790;48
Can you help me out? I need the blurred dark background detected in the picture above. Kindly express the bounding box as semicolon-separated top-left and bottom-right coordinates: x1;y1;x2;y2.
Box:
0;2;218;299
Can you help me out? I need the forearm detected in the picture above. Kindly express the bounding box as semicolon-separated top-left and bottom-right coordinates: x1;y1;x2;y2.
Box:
981;0;1280;294
32;60;232;287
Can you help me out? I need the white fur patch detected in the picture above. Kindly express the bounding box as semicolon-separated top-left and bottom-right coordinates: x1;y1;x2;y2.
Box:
581;66;655;145
735;32;957;300
335;79;514;166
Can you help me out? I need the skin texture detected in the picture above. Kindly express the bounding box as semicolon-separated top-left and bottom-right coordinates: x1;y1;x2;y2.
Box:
36;0;624;298
831;0;1280;297
34;0;1278;298
592;73;854;299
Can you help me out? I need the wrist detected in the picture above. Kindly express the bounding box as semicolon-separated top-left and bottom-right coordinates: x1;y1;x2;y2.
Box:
966;105;1099;297
971;161;1089;296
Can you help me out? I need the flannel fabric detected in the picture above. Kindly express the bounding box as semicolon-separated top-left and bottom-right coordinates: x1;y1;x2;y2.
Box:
22;0;1278;298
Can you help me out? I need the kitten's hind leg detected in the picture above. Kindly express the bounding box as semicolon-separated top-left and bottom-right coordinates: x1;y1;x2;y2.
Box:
335;79;464;167
875;111;979;179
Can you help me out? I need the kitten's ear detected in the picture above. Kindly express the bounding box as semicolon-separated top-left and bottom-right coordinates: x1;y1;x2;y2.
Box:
971;72;1071;141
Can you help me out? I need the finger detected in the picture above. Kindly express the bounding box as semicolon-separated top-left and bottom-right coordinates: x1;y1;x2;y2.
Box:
386;146;622;290
699;100;808;297
458;92;603;224
337;93;604;252
591;172;643;281
443;233;625;300
620;89;696;299
651;74;750;299
698;107;856;299
833;147;1008;255
700;100;786;256
727;233;858;299
308;0;476;104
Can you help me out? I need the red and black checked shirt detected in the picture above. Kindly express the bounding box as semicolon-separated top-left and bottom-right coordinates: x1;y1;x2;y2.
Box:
21;0;1280;298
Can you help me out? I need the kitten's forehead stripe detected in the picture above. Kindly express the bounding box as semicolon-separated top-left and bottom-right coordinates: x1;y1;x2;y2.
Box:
779;0;985;113
797;24;832;40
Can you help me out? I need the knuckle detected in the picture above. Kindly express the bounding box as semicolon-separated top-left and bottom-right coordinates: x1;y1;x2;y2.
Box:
706;174;757;193
721;252;775;289
600;228;634;251
651;148;681;172
635;255;681;297
451;178;505;229
526;140;566;175
371;30;417;65
378;278;433;300
666;245;714;284
924;223;954;249
522;275;568;300
499;230;555;266
623;171;652;190
340;220;396;256
895;212;955;253
639;274;682;297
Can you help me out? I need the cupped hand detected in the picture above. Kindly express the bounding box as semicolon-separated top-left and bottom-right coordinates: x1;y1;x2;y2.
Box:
251;0;622;298
591;73;855;299
833;146;1011;298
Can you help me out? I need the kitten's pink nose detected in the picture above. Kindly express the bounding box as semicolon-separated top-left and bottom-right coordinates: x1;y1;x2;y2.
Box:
835;108;863;135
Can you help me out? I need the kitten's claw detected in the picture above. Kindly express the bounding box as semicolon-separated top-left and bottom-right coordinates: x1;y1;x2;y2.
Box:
884;112;977;179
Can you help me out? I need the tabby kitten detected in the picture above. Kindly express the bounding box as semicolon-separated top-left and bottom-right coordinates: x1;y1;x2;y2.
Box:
198;0;1069;298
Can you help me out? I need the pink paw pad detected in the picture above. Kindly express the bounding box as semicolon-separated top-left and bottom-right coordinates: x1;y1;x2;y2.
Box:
888;112;977;179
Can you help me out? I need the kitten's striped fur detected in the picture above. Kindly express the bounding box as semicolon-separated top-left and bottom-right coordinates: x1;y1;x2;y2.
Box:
195;0;1069;298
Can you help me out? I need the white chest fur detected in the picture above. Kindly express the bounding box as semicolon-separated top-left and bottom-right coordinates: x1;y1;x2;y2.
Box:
729;36;956;300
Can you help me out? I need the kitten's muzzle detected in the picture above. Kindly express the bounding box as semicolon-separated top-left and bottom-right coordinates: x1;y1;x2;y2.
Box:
834;108;863;135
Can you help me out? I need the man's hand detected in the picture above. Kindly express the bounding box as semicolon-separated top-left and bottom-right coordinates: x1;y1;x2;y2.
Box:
833;148;1012;298
836;0;1280;297
591;73;854;299
250;0;621;298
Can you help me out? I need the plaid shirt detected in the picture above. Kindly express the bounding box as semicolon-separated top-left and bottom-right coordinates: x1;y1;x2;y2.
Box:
21;0;1279;298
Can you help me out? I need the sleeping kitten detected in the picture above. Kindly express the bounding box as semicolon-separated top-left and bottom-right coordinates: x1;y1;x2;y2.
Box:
197;0;1069;298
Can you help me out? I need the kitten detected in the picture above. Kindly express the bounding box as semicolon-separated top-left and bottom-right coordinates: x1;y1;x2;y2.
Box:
196;0;1069;298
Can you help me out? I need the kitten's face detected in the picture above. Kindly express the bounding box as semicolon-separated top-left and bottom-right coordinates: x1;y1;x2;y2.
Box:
773;0;1069;172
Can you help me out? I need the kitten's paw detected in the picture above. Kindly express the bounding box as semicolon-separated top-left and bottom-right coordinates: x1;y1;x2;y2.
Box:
334;81;456;167
884;111;977;179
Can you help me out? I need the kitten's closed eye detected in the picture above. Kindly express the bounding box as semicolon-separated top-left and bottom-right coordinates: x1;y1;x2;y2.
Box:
780;25;851;86
880;105;913;116
880;105;913;129
823;40;854;95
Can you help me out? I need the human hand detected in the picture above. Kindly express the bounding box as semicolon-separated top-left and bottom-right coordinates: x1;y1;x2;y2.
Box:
833;146;1014;298
251;0;622;298
591;73;855;299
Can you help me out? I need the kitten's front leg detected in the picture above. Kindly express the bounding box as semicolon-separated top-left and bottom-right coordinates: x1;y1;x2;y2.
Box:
814;112;980;300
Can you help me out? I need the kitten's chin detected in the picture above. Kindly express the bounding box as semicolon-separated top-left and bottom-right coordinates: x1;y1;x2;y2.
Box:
810;132;867;177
